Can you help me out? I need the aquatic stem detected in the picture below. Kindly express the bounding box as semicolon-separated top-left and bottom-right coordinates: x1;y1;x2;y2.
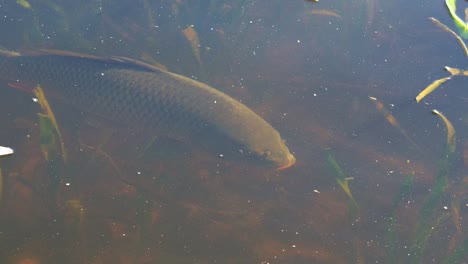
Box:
429;17;468;58
410;110;456;262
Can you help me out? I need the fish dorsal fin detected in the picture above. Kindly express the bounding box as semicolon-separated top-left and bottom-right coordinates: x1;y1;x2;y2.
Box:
110;56;168;72
24;49;106;60
22;49;167;73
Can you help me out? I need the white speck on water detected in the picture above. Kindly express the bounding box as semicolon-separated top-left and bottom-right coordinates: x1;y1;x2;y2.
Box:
65;182;71;186
313;189;320;194
297;39;301;43
218;154;224;158
32;98;38;102
443;206;448;210
137;171;141;175
100;72;105;76
0;146;14;156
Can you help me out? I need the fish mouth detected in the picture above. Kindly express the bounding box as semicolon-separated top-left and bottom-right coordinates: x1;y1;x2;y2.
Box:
277;153;296;171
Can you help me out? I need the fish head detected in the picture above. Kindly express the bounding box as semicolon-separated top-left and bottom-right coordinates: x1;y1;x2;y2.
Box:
208;96;296;170
242;128;296;170
256;139;296;170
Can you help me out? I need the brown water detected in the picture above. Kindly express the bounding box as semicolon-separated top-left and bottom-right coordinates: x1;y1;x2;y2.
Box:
0;0;467;263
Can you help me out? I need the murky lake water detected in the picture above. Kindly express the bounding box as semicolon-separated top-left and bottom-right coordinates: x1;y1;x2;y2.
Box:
0;0;467;263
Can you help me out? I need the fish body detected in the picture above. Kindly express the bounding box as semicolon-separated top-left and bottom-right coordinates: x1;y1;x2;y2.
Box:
0;50;295;169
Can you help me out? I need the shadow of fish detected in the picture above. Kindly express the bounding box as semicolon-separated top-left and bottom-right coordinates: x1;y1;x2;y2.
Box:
0;50;295;169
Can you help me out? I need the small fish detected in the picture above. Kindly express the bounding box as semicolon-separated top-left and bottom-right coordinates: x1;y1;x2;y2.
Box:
0;49;295;169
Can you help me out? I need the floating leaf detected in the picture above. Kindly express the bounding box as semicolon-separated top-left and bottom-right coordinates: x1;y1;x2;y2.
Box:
16;0;32;9
415;76;451;103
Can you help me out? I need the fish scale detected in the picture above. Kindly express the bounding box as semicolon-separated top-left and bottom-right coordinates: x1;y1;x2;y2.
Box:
0;50;296;169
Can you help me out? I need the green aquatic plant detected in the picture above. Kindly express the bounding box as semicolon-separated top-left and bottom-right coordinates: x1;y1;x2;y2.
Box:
325;148;359;216
324;148;364;263
416;17;468;102
409;110;456;263
34;85;67;162
385;174;414;262
16;0;32;9
38;113;59;161
34;85;74;217
444;236;468;264
446;0;468;39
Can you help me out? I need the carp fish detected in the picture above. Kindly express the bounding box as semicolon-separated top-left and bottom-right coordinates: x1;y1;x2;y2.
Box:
0;49;295;169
